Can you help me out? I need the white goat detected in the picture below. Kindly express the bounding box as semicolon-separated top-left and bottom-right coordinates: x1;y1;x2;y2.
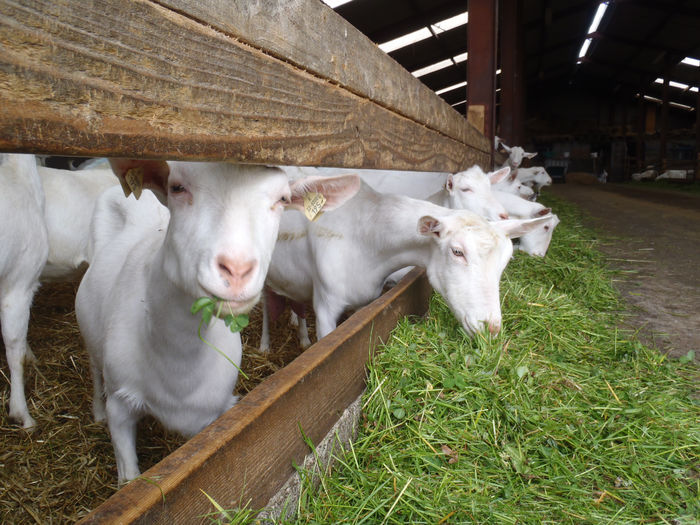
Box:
656;170;690;181
265;180;550;345
425;166;510;221
0;154;49;429
38;163;118;280
75;159;359;483
258;164;512;351
514;166;552;194
631;167;657;181
492;168;536;200
493;190;559;257
499;142;537;170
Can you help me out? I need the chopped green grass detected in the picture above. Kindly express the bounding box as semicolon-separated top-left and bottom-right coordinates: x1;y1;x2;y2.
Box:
287;195;700;524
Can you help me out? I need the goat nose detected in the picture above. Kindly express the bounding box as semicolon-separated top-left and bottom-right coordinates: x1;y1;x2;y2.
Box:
488;320;501;335
217;255;257;284
499;213;509;220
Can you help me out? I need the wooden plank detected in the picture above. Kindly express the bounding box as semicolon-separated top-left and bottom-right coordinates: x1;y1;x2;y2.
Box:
0;0;490;172
158;0;488;152
78;269;433;524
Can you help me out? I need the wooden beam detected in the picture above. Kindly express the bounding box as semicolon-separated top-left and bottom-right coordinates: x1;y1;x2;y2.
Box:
660;75;669;171
78;269;433;524
467;0;497;147
154;0;488;157
0;0;489;171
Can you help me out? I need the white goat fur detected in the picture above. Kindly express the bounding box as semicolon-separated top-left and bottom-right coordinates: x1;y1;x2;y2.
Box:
494;190;560;257
0;154;49;429
75;159;359;483
266;178;550;344
38;164;118;280
499;143;537;170
492;168;536;199
514;166;552;192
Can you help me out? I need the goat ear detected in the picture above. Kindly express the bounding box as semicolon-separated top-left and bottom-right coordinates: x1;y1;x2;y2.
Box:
508;170;518;182
524;151;538;159
489;166;510;185
288;174;361;213
494;215;551;239
500;143;512;153
535;207;551;217
108;159;170;204
417;215;443;238
445;173;455;193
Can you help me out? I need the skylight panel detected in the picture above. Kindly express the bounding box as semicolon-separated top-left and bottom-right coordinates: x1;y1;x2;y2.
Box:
577;2;608;63
322;0;354;8
681;57;700;67
669;101;693;111
412;59;453;78
411;53;468;78
436;81;466;96
379;27;432;53
431;12;468;34
578;38;592;59
641;94;695;112
654;78;697;92
587;2;609;34
378;11;468;54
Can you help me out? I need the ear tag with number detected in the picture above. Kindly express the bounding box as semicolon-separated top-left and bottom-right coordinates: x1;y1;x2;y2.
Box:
303;192;326;221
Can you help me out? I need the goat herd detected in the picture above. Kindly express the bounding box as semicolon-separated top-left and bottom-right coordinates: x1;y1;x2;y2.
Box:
0;142;558;484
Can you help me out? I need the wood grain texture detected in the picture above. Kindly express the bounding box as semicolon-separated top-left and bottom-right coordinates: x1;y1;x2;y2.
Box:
158;0;489;151
78;269;433;524
0;0;490;171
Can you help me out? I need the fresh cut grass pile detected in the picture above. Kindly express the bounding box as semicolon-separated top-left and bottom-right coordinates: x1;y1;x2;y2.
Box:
282;195;699;523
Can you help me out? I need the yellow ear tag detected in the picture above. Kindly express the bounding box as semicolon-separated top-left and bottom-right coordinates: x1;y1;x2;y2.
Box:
124;167;144;199
303;192;326;221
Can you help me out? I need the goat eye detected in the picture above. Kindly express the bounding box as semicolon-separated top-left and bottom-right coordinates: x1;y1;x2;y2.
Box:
170;184;186;194
461;187;472;193
544;226;550;231
278;195;290;205
451;247;465;259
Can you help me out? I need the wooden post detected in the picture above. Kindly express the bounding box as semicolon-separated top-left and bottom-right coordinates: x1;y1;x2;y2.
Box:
636;92;645;174
467;0;498;156
499;0;524;147
696;66;700;183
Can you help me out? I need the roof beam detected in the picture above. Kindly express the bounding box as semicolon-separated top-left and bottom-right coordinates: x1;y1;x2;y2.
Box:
523;0;600;32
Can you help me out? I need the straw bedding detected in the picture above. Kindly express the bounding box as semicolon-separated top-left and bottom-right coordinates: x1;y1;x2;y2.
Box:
0;281;313;523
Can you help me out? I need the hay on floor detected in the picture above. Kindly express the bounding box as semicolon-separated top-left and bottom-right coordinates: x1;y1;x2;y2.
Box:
0;281;314;523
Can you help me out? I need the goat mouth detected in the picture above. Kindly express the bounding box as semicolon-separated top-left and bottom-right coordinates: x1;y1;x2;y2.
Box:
198;286;261;315
215;297;259;315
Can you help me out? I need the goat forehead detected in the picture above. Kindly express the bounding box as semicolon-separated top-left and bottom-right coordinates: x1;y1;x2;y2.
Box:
445;218;506;255
175;162;288;194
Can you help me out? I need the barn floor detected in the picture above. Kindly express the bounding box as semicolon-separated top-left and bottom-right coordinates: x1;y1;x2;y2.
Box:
545;182;699;363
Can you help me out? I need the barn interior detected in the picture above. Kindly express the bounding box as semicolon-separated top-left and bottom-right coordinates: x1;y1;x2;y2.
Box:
326;0;700;182
1;1;698;522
